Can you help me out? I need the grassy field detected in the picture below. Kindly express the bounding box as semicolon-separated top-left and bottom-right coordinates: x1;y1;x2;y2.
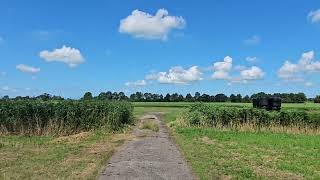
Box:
134;102;320;180
0;129;134;179
1;102;319;179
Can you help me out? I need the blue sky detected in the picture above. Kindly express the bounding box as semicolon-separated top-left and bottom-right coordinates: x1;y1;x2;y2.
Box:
1;0;320;98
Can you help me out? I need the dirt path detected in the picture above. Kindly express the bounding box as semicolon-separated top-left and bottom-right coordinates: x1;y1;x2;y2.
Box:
99;112;195;180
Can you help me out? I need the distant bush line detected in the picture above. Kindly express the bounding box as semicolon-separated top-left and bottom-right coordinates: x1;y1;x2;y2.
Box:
2;91;316;103
0;100;133;136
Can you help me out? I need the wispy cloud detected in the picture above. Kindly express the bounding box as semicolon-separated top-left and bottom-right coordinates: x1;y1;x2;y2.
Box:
244;35;261;45
16;64;40;74
308;9;320;23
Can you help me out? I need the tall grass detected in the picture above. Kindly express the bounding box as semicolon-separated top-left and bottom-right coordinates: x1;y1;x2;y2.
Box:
178;103;320;133
0;100;133;136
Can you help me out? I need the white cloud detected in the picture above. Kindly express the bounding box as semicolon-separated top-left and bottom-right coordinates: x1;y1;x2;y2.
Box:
119;9;186;40
308;9;320;23
40;45;85;67
278;61;300;79
211;56;232;80
244;35;261;45
305;82;314;87
16;64;40;74
212;71;230;80
125;80;147;87
240;66;265;80
146;66;202;84
278;51;320;81
246;56;258;63
1;86;10;91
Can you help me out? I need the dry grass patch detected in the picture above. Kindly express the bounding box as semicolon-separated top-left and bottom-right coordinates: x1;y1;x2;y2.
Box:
140;120;159;132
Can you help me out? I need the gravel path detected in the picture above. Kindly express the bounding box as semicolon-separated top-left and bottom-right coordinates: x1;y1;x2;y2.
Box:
99;112;195;180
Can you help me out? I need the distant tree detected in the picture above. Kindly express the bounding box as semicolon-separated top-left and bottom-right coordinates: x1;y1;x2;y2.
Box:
314;96;320;103
2;95;9;100
170;93;179;102
106;91;113;100
37;93;51;101
251;92;270;99
97;92;108;100
52;95;64;100
200;94;211;102
185;93;193;102
215;93;228;102
230;94;236;102
164;93;171;102
83;92;93;100
243;95;251;103
194;92;201;101
118;92;127;100
236;94;242;103
178;94;184;102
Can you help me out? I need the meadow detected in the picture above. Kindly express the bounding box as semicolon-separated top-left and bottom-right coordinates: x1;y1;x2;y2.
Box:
0;101;320;179
134;102;320;179
0;100;135;179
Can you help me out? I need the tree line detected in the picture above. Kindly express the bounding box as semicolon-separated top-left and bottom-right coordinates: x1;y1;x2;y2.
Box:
1;91;315;103
82;91;309;103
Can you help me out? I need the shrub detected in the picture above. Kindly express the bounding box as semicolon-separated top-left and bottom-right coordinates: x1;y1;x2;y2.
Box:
0;100;133;135
180;103;319;130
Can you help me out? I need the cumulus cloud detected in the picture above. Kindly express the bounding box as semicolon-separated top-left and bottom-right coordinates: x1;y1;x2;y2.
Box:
240;66;265;80
212;71;230;80
146;66;202;84
278;51;320;81
16;64;40;74
125;80;147;87
308;9;320;23
210;56;265;84
211;56;232;80
244;35;261;45
119;9;186;40
40;45;85;67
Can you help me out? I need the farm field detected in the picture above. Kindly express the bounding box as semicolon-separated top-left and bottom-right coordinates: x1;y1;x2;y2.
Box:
0;100;135;179
1;101;320;179
135;102;320;179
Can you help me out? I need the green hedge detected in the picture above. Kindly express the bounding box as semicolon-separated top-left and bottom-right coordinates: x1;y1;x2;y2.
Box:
0;100;133;135
182;103;320;129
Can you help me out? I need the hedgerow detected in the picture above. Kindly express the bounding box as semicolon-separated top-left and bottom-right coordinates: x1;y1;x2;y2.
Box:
179;103;320;130
0;100;133;135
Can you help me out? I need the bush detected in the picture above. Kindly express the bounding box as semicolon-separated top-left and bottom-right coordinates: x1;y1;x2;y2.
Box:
0;100;133;135
314;96;320;103
181;103;319;130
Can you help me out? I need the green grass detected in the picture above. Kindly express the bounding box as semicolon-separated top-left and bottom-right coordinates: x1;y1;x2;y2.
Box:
173;127;320;179
0;129;131;179
134;102;320;180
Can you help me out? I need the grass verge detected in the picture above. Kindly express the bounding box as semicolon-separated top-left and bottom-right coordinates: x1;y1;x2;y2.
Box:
0;129;133;179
